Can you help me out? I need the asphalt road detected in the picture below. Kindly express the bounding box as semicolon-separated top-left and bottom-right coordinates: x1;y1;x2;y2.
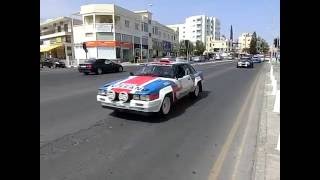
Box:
40;61;267;180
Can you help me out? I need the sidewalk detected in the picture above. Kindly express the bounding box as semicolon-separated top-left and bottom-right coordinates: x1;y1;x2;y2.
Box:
253;61;280;180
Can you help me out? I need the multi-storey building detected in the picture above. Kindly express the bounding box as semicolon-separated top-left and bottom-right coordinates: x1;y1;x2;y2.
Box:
206;35;231;53
238;33;252;52
40;17;82;66
73;4;177;63
167;15;220;45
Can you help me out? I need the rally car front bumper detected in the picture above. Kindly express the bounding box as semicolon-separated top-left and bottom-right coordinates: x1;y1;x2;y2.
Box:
97;95;163;113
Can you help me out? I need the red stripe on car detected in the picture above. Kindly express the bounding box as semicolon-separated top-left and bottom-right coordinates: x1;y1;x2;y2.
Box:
123;76;156;85
111;88;131;93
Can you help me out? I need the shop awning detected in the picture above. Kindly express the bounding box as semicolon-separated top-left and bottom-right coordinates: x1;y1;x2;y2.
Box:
40;44;62;52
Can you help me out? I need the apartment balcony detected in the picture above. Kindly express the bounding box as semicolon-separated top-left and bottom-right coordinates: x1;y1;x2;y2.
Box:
83;23;114;33
40;31;72;40
96;23;113;32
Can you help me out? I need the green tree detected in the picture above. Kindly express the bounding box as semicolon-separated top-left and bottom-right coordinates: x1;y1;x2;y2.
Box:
179;40;194;57
249;32;258;55
259;38;270;55
194;40;206;56
243;48;250;54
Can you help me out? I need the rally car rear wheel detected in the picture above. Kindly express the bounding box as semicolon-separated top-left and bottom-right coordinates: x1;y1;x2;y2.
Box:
160;95;171;115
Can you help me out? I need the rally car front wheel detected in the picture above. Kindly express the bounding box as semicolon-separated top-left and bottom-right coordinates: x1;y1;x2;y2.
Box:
159;95;172;115
190;82;201;98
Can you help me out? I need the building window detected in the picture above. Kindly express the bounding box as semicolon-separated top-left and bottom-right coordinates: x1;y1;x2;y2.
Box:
85;33;93;37
122;34;132;43
115;33;121;41
40;40;43;45
143;23;148;32
125;20;130;28
135;23;139;30
96;15;113;23
134;36;140;44
57;26;61;32
67;46;72;56
116;47;121;58
148;19;151;24
97;32;113;40
84;15;93;25
64;24;68;32
66;36;71;43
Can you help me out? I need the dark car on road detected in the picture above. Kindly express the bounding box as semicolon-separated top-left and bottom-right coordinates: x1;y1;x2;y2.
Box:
40;58;66;68
78;58;124;75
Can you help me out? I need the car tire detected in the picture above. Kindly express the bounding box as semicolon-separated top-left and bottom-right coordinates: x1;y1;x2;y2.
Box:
97;68;103;75
118;66;123;72
159;95;172;116
190;82;201;99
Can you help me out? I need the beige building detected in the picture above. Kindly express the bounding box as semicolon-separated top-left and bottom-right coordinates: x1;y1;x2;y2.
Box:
40;17;82;66
238;33;252;52
206;36;231;53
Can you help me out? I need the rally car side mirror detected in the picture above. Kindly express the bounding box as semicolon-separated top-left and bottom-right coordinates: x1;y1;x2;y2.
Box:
129;72;134;76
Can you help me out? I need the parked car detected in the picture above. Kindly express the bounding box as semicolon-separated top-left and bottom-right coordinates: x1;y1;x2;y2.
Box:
227;56;233;60
40;58;66;68
192;56;205;62
215;55;223;60
251;55;262;63
78;58;124;75
97;60;204;116
237;58;254;68
175;57;188;63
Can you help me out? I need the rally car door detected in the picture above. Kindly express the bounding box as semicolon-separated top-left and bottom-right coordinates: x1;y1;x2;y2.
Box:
175;64;194;98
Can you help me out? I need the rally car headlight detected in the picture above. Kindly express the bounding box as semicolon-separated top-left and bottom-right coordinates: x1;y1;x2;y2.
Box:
98;89;106;95
107;90;116;100
140;94;159;101
133;94;140;100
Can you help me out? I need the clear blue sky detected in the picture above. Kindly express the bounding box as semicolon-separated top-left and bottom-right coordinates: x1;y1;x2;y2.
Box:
41;0;279;44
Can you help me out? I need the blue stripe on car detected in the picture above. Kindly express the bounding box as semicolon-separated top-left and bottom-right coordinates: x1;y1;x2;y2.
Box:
135;79;176;95
99;78;126;90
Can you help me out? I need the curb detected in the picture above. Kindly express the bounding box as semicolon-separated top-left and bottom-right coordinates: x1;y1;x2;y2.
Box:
252;63;280;180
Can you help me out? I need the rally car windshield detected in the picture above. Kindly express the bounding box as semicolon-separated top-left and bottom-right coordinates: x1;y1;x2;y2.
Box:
135;65;175;78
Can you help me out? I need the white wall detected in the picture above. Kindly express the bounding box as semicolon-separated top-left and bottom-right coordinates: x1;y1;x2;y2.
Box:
97;47;116;59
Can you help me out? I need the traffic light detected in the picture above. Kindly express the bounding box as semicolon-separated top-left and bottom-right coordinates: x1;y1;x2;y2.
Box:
273;38;278;48
82;42;88;53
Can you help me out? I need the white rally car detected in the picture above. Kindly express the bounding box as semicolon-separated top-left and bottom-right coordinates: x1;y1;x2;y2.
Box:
97;60;204;116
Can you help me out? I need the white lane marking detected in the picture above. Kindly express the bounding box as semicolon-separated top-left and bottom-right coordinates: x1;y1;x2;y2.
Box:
276;134;280;151
273;90;280;113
